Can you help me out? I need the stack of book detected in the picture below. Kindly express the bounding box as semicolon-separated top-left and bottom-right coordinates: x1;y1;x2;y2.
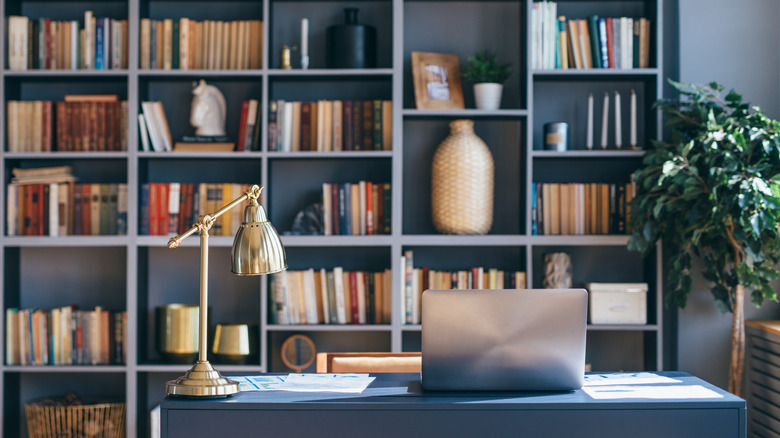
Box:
531;1;650;70
139;18;262;70
5;305;126;366
269;100;392;152
400;251;527;324
322;181;391;236
7;167;128;237
140;182;249;236
7;11;128;70
532;182;635;235
7;95;128;153
269;268;392;325
139;101;173;152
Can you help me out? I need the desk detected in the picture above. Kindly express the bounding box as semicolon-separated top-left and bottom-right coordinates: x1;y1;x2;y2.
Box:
160;372;745;438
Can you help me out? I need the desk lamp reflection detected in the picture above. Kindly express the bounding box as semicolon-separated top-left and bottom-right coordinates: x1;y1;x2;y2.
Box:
165;185;287;397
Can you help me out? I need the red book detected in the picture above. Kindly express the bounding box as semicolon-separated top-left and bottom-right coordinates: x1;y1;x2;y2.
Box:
44;18;53;69
300;102;312;151
348;271;360;324
331;183;340;235
42;101;53;152
352;100;362;150
365;181;373;235
90;101;99;151
237;100;249;151
342;100;353;151
605;17;614;68
158;183;169;236
178;183;192;234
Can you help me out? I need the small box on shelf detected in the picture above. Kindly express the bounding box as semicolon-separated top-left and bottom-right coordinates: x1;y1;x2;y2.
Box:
587;282;648;325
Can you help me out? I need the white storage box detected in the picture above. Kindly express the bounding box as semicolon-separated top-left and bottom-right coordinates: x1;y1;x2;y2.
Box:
587;283;648;325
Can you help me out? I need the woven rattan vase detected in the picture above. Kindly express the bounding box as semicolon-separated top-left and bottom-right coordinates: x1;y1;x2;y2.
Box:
431;120;494;234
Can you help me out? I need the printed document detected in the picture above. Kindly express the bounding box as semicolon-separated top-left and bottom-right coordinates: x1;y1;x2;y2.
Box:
583;385;723;400
583;372;681;386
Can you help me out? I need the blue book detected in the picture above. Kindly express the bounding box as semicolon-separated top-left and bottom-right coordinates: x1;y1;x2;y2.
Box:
599;18;610;69
338;183;348;236
94;18;105;69
140;183;149;235
531;183;538;235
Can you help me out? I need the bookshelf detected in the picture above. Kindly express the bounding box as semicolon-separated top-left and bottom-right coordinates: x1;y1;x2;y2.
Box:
0;0;664;436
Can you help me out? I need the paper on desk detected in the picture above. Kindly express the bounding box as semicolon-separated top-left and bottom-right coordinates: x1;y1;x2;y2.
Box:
279;373;375;393
583;385;723;400
583;372;681;386
234;375;286;392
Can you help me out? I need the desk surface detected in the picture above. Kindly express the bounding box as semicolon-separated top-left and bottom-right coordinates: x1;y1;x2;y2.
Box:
161;371;745;438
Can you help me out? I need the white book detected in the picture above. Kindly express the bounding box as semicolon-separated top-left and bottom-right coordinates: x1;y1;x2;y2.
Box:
167;182;180;235
6;183;17;236
399;255;406;323
282;101;294;152
84;11;94;69
304;268;319;324
138;114;151;152
58;183;69;236
8;16;29;70
49;183;59;236
71;20;80;69
322;183;331;235
333;266;347;324
319;268;330;324
356;271;366;324
287;271;300;324
244;99;258;149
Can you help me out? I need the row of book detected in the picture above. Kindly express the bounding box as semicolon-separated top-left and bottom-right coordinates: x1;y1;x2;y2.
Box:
7;182;128;237
322;182;391;236
140;183;250;236
5;306;126;366
269;100;393;153
8;12;128;70
269;268;392;325
139;101;173;152
139;18;262;70
531;182;634;236
400;251;527;325
7;96;129;153
531;1;650;70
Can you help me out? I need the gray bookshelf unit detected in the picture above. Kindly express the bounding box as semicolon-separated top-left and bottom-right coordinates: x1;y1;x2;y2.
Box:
0;0;664;436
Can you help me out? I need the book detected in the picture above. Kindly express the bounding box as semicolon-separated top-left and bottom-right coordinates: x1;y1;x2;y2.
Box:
172;142;234;152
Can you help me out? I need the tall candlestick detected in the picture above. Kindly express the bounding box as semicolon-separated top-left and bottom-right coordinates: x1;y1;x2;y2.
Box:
301;18;309;69
630;89;637;148
614;91;622;148
586;93;594;150
600;92;609;149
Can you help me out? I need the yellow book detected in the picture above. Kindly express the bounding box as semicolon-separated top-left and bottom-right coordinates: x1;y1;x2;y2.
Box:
229;21;238;69
221;20;230;69
162;19;173;69
350;183;360;236
249;20;262;69
291;101;301;151
140;19;151;69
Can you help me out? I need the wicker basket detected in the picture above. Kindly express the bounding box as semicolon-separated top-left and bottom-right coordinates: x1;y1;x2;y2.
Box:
25;400;126;438
431;119;494;234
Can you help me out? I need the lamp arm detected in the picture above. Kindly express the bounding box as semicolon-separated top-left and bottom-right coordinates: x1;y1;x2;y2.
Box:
168;185;264;248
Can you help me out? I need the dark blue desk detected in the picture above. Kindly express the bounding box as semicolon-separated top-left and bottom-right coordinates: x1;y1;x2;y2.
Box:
160;372;745;438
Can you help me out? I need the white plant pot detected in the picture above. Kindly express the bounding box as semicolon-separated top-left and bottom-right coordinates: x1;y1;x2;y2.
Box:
473;83;503;110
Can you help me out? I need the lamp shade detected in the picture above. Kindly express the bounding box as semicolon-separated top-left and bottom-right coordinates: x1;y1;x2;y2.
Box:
231;201;287;275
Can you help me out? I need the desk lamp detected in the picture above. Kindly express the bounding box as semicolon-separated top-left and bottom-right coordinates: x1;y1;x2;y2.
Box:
165;185;287;397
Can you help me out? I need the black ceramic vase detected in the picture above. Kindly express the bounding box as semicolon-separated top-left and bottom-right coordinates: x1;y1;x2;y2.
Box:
326;8;377;68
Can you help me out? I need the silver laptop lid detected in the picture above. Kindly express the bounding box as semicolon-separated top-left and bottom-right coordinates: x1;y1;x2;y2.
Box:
421;288;587;391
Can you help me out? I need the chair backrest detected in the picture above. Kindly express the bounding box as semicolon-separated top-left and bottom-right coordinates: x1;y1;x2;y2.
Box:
316;352;422;373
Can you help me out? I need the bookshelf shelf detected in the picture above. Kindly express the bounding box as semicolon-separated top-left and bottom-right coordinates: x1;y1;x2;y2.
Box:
0;0;665;436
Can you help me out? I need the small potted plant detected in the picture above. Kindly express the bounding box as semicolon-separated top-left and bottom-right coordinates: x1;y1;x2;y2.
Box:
462;49;512;110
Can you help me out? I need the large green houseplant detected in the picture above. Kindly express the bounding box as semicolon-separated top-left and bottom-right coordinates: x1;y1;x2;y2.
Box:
628;81;780;396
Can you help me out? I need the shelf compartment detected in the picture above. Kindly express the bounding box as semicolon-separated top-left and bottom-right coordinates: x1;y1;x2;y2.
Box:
267;329;391;373
403;118;524;235
268;158;391;235
3;371;126;438
587;330;659;371
269;76;392;102
403;0;525;110
269;0;393;70
528;235;630;246
141;0;262;21
138;78;263;151
532;77;658;152
137;246;262;365
5;158;128;182
283;246;390;272
401;245;526;274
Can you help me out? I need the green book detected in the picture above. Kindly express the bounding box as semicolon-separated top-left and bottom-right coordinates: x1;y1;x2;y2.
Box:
372;100;383;151
587;15;602;69
172;20;180;69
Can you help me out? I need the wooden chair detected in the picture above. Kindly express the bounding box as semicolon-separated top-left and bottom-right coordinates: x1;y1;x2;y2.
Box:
315;352;422;373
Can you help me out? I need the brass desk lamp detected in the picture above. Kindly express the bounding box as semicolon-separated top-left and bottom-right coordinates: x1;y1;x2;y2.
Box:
165;185;287;397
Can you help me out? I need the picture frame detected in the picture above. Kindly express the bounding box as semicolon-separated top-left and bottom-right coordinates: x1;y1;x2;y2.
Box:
411;51;465;110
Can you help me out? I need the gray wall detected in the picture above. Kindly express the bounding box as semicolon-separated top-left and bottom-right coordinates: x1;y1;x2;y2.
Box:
673;0;780;389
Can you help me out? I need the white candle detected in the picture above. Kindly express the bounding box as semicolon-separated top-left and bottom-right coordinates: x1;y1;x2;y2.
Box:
586;93;594;149
600;92;609;149
301;18;309;58
614;91;622;148
630;89;637;148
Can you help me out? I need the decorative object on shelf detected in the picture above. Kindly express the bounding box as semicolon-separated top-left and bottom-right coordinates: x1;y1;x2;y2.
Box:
280;334;316;373
25;394;125;438
586;92;594;149
300;18;309;69
431;119;494;234
288;202;324;235
411;51;464;110
543;122;569;151
462;49;512;110
212;323;258;365
614;90;622;148
628;81;780;396
543;252;572;289
587;283;648;325
326;8;376;69
280;45;296;69
190;79;227;137
600;91;609;149
165;185;287;398
629;89;638;149
156;304;200;364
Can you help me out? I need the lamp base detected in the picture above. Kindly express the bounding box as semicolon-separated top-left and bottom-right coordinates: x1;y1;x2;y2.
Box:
165;360;239;398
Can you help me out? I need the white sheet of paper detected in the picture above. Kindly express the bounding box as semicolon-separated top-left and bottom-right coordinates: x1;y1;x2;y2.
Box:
278;373;375;393
234;375;286;392
583;372;681;386
583;385;723;400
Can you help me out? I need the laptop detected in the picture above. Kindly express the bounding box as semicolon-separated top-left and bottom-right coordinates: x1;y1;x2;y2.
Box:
421;288;587;391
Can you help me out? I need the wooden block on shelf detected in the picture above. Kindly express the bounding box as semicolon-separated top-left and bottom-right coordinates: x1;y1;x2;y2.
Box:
172;142;235;152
